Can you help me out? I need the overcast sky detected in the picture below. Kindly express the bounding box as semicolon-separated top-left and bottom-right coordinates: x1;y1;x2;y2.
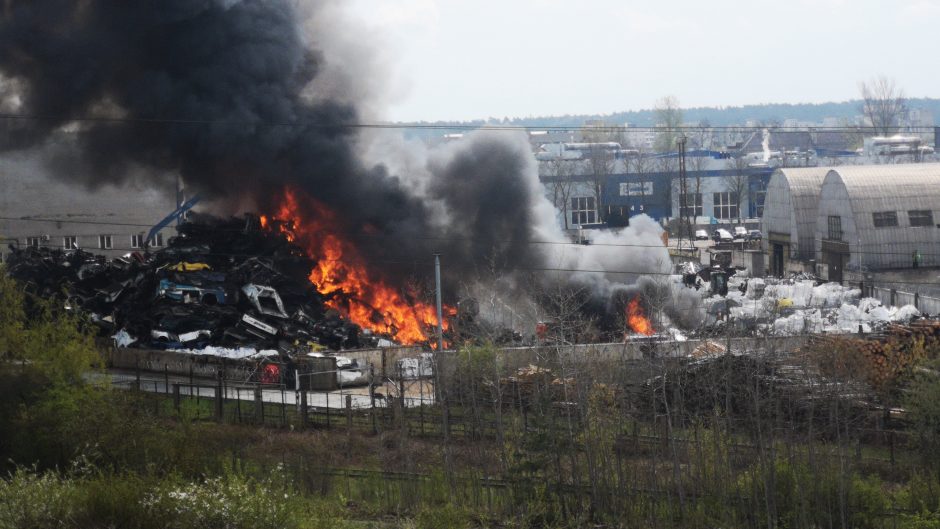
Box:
343;0;940;122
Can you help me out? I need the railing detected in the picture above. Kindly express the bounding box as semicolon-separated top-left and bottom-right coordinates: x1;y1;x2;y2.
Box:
870;285;940;316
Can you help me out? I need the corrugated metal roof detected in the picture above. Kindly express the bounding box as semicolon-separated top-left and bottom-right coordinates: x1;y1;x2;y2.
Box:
825;163;940;211
762;167;829;259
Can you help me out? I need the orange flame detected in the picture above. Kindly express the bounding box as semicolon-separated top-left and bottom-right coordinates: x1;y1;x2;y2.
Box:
266;188;448;346
626;298;654;336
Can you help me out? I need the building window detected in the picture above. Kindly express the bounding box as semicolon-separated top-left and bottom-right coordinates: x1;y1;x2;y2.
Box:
131;234;143;249
827;216;842;241
872;211;898;228
713;192;739;220
63;236;78;250
153;233;164;247
909;210;934;227
570;196;597;226
98;235;113;250
26;237;42;248
679;193;703;217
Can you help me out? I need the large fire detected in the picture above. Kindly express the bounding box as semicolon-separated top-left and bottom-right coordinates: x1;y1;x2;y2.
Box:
626;297;655;336
262;188;447;346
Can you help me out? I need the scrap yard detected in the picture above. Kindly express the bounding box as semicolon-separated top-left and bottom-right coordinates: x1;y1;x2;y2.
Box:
4;1;940;527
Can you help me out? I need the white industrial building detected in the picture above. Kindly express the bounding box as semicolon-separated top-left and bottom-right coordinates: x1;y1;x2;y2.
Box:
0;157;177;263
814;163;940;282
761;167;829;276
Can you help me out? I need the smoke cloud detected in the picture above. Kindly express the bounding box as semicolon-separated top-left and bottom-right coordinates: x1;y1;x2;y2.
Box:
0;0;701;330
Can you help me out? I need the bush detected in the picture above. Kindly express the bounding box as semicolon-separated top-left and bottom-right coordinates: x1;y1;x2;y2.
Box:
143;468;296;529
0;468;78;529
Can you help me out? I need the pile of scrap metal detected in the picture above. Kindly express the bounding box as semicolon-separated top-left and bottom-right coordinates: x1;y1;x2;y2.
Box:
4;215;369;353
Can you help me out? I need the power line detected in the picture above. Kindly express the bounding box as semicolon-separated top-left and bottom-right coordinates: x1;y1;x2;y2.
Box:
6;215;940;258
7;244;940;288
0;112;934;133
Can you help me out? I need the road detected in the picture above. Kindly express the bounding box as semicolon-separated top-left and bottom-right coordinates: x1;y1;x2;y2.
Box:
95;369;436;409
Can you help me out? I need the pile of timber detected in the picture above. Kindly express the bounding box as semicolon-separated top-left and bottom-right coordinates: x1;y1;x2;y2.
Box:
806;319;940;390
500;364;577;408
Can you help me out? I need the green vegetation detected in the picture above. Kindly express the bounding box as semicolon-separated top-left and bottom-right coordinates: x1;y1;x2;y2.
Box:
7;265;940;527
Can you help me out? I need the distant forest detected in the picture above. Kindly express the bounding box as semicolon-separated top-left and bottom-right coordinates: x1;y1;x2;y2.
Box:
398;98;940;136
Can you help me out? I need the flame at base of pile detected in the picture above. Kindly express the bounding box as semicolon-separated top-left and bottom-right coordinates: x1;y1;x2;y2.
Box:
262;188;447;346
626;297;655;336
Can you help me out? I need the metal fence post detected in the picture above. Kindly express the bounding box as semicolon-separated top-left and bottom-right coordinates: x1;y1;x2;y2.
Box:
236;387;242;423
369;365;378;434
419;378;425;436
214;370;223;422
254;384;263;425
346;394;353;430
172;384;181;413
300;390;308;430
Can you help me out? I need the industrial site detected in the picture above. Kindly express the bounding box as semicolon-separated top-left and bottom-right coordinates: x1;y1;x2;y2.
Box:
2;1;940;528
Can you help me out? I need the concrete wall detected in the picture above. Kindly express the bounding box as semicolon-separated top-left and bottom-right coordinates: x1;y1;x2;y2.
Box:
108;335;809;389
731;249;765;276
107;346;263;382
338;346;427;379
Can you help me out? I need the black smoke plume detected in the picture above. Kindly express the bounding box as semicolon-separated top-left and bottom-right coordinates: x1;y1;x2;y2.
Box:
0;0;702;330
0;0;547;289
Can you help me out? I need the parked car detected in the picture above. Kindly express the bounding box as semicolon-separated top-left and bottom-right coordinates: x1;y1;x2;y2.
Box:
746;229;762;241
712;229;733;243
733;226;748;239
694;229;709;241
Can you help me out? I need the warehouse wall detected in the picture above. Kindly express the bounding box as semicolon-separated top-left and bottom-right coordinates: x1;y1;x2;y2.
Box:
0;157;177;262
815;164;940;271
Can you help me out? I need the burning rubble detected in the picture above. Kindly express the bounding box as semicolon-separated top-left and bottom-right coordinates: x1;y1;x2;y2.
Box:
4;214;445;355
0;0;704;354
266;188;448;345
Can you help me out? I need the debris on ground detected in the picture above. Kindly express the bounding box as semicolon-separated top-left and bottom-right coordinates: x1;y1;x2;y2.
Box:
691;340;726;358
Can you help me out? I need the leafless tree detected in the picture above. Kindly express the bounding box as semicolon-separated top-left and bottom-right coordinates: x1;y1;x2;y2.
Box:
686;144;709;228
584;143;615;220
546;158;576;229
859;75;907;136
654;96;683;154
723;156;750;224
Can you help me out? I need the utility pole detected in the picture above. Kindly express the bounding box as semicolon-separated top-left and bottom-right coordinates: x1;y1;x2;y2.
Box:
434;253;444;351
676;135;688;250
175;174;182;226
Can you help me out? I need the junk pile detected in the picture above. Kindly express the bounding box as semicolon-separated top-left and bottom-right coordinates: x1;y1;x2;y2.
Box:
4;215;381;354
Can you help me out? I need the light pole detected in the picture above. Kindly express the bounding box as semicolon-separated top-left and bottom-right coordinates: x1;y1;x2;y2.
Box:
434;253;444;351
